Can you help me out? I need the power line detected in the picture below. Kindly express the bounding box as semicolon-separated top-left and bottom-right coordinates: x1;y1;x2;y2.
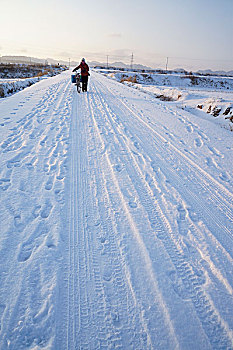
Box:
130;53;134;70
166;57;169;71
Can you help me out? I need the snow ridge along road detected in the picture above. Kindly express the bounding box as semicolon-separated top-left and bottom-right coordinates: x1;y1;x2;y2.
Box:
0;70;232;349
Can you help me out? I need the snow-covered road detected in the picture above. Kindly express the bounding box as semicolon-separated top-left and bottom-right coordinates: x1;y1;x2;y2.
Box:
0;70;233;349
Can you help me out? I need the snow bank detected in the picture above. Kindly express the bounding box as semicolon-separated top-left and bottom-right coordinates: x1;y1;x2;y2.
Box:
126;83;184;101
0;64;68;98
98;69;233;130
197;99;233;122
136;85;233;130
0;77;39;98
100;70;233;91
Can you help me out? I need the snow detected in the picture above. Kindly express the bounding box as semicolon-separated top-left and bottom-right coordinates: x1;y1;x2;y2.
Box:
101;70;233;131
133;85;233;130
0;69;233;349
0;78;40;98
0;66;67;98
100;69;233;90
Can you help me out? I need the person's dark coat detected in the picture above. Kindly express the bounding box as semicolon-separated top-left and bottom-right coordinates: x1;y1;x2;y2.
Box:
73;62;89;76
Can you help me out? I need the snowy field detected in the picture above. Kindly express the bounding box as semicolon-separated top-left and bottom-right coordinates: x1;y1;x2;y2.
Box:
101;69;233;131
0;65;67;98
0;78;40;98
128;84;233;131
0;69;233;349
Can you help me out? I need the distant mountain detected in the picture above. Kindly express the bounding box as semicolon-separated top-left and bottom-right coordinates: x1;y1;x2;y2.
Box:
0;56;146;69
1;56;232;77
197;69;233;77
0;55;75;66
89;60;153;71
173;68;187;73
91;62;233;76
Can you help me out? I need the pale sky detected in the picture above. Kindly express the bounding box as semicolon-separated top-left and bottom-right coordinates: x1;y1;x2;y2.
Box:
1;0;232;70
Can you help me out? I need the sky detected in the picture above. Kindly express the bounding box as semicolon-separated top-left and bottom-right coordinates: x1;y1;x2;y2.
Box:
0;0;232;71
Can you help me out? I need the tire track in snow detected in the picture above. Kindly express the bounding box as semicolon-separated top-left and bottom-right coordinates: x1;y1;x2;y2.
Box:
113;80;233;210
90;77;233;349
87;93;159;349
88;83;187;348
65;89;154;349
94;77;233;249
66;91;111;350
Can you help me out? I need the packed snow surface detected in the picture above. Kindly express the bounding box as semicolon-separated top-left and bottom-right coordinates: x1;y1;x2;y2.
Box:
0;70;233;349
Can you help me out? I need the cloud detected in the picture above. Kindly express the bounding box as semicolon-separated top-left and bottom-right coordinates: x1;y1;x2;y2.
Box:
19;48;28;53
109;48;132;59
70;49;132;63
58;51;72;58
108;33;122;38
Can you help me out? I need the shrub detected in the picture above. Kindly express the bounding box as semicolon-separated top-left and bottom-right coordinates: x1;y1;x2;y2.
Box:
0;86;4;98
223;107;231;115
120;75;137;83
212;107;221;117
37;70;49;77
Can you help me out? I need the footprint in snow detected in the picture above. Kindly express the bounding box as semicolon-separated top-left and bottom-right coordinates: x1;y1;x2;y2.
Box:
103;267;112;282
206;157;218;168
32;205;42;218
0;178;11;191
194;137;203;148
40;200;53;219
18;242;33;262
115;164;123;172
177;204;187;221
219;171;230;182
18;223;48;262
129;200;137;209
177;205;189;236
46;235;57;249
14;214;25;232
187;207;200;223
33;300;50;324
45;176;54;191
208;146;224;158
186;125;193;133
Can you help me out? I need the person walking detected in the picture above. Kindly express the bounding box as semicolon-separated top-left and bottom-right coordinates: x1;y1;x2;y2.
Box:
72;58;89;92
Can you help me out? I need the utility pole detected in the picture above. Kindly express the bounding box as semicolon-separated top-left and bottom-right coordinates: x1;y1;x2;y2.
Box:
107;55;109;69
130;52;134;71
166;57;169;71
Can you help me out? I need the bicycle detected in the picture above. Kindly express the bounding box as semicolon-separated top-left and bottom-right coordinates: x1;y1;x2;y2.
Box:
75;72;81;93
71;72;81;93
